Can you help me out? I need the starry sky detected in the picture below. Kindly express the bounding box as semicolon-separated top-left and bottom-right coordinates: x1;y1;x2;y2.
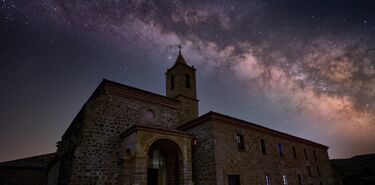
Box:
0;0;374;161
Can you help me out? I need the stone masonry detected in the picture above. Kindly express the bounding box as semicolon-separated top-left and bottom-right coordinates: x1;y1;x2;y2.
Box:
179;112;337;185
165;52;199;124
56;80;191;185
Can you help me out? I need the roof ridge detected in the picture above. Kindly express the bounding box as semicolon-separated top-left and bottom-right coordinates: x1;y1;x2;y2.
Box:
0;153;56;168
101;79;179;103
0;153;56;164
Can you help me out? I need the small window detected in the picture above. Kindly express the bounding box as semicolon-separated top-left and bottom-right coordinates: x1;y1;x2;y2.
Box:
171;75;175;90
307;165;312;177
185;74;191;88
282;175;288;185
277;143;283;157
297;174;302;185
317;166;321;176
261;139;267;155
292;146;297;159
304;148;308;160
314;150;318;161
235;134;245;151
228;175;240;185
265;174;271;185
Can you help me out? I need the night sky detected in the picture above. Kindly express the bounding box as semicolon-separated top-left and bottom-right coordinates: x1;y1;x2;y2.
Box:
0;0;374;162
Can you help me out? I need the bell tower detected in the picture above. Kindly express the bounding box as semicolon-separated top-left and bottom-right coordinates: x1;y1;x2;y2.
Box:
166;46;198;124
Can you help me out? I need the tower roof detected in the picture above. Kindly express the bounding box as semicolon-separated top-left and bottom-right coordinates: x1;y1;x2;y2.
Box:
175;45;187;65
175;52;187;65
166;46;196;72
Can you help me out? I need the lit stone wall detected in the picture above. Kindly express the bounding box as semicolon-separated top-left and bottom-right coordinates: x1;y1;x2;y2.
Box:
58;90;180;185
184;121;218;185
211;119;336;185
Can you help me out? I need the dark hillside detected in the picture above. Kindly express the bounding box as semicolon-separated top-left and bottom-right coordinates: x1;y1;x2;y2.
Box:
331;154;375;185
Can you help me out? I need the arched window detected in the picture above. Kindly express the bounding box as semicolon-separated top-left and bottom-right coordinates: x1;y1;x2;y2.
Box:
171;75;175;90
185;74;191;88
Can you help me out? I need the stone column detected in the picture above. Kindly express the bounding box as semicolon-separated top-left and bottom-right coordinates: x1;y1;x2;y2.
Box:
181;159;193;185
132;157;148;185
122;158;134;185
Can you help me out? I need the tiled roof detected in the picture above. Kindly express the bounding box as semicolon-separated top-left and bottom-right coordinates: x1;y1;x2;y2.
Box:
178;111;328;149
92;79;180;108
0;153;56;169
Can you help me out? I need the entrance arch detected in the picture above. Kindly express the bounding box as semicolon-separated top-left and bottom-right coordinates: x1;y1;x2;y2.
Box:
147;139;182;185
121;125;193;185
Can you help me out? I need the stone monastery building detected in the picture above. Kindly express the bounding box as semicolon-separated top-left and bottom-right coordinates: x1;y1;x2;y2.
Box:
0;51;337;185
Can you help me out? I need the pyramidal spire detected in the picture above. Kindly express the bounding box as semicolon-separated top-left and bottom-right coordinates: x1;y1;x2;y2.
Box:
175;45;186;64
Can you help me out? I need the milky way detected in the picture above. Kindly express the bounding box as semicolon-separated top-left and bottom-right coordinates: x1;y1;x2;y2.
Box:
0;0;374;161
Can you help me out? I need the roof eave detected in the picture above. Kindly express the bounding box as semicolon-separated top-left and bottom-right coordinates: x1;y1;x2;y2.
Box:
178;111;329;149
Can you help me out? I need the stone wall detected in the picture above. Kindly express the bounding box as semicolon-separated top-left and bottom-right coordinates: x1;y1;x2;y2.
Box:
62;92;180;185
165;63;197;100
185;121;217;185
175;96;198;124
212;119;335;185
165;59;198;124
57;107;85;185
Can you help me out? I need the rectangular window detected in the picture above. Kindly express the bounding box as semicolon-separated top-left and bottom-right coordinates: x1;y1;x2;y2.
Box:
228;175;240;185
292;146;297;159
278;143;283;157
261;139;267;155
317;166;321;176
282;175;288;185
297;174;302;185
235;134;245;151
307;165;312;177
314;150;318;161
304;148;308;160
265;174;271;185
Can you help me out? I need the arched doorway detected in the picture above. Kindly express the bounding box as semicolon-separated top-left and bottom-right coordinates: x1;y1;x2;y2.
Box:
147;139;182;185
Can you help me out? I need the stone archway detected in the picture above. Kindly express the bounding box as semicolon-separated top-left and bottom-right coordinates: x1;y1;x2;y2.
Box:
120;125;193;185
147;139;182;185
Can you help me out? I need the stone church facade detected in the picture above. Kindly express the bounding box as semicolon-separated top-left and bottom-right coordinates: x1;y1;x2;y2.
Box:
0;51;337;185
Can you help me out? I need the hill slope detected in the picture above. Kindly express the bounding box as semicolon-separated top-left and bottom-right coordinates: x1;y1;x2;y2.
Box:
331;154;375;185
